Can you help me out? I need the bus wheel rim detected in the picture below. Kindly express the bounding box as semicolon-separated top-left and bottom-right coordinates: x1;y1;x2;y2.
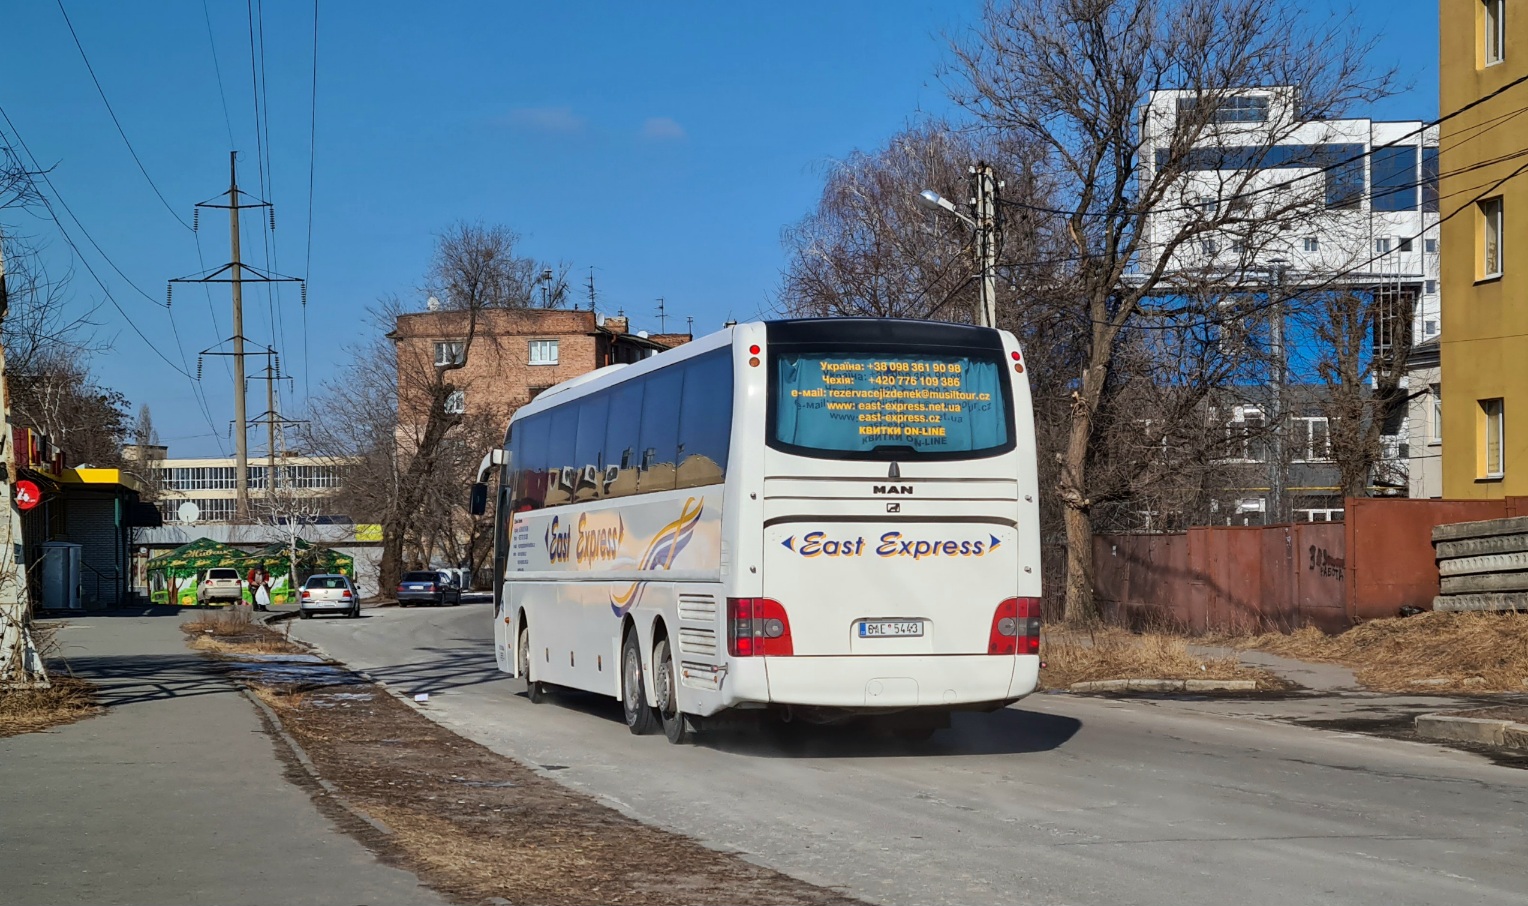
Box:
624;646;640;713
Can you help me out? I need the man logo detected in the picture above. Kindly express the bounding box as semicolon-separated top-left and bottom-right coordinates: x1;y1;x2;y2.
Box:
873;485;913;495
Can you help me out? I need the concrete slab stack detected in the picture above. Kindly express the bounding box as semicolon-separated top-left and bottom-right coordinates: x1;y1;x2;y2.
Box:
1432;516;1528;611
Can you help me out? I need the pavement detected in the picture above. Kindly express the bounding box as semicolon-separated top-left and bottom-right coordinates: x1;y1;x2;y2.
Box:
0;606;447;906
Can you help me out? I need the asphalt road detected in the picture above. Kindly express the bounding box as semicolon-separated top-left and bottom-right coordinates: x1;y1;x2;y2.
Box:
291;602;1528;906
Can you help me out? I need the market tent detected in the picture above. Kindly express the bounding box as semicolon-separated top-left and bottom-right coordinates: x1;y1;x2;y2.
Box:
147;538;247;606
236;539;355;604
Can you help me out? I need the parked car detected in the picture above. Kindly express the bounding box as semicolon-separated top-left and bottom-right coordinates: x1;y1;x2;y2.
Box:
397;570;461;607
299;574;360;619
197;567;244;605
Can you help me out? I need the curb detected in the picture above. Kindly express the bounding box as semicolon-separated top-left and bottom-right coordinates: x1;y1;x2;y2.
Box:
1069;678;1260;693
1415;713;1528;749
241;687;395;836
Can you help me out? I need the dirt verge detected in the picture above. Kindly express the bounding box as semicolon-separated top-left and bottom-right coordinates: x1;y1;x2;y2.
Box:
1237;611;1528;693
1042;626;1290;691
182;613;858;906
0;676;101;737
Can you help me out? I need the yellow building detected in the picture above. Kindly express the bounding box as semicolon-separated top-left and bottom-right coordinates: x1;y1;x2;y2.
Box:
1440;0;1528;496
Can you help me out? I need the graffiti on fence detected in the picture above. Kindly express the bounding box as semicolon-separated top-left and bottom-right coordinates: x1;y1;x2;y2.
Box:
1309;545;1345;581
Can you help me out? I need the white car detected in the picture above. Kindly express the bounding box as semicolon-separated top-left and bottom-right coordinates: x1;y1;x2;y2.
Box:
298;574;360;619
197;568;245;605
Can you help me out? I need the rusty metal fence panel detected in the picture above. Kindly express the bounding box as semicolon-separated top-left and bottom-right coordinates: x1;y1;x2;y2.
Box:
1292;523;1346;632
1344;498;1521;621
1092;498;1528;634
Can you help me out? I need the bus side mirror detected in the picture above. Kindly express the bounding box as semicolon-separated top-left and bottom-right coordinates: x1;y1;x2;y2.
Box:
469;482;488;516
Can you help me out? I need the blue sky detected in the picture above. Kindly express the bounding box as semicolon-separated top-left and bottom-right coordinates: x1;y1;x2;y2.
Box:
0;1;1439;457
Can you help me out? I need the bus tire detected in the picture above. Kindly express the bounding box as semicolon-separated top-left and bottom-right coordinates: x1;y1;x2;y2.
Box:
519;624;548;704
621;632;659;735
653;638;690;744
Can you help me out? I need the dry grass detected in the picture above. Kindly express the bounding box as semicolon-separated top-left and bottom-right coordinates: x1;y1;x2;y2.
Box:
0;677;102;737
182;609;305;657
181;607;257;637
1239;611;1528;693
1041;625;1287;690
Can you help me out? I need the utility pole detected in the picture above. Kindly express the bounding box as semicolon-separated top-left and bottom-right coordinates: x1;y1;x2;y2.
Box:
228;153;249;519
170;153;303;522
247;348;305;499
970;163;1002;330
0;238;45;687
1267;259;1289;525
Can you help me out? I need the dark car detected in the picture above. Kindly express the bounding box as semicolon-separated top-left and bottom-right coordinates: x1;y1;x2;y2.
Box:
397;570;462;607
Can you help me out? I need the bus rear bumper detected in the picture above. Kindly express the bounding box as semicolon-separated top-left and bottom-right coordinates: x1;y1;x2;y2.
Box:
747;654;1039;710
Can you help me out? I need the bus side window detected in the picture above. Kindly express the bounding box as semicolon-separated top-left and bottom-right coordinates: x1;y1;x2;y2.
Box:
514;414;550;511
677;350;733;489
637;368;682;494
603;381;643;499
573;392;609;503
544;406;579;507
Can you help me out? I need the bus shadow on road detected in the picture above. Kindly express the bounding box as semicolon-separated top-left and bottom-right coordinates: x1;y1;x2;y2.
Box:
528;688;1084;758
692;708;1082;759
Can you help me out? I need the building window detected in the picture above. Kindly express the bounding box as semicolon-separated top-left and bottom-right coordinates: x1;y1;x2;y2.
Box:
1176;94;1269;123
1201;239;1219;256
1399;237;1413;252
1422;146;1440;212
529;339;560;365
1431;384;1443;442
1481;196;1504;278
1225;408;1266;462
1425;319;1438;336
1482;397;1505;477
1370;145;1419;212
1485;0;1506;66
1375;238;1392;255
434;341;465;366
444;390;465;415
1425;237;1438;254
1292;417;1332;461
1303;237;1320;252
1425;279;1438;295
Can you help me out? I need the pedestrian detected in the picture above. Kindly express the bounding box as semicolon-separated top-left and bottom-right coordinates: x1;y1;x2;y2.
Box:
254;570;271;611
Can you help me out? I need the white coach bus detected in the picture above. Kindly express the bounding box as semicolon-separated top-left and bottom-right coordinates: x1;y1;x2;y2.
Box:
472;318;1042;743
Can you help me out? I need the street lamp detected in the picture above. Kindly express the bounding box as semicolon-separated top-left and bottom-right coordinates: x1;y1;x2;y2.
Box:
916;190;973;225
916;164;1001;329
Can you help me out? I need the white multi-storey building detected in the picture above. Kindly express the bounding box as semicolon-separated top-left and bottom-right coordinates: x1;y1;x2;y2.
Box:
1139;87;1441;508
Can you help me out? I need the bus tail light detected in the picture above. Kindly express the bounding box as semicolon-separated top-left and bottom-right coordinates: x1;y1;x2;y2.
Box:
989;597;1042;655
727;597;793;656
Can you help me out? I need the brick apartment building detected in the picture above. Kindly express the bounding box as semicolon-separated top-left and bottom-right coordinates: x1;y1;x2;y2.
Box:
389;307;689;427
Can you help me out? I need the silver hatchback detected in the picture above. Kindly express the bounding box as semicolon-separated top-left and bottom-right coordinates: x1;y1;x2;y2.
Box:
299;574;359;619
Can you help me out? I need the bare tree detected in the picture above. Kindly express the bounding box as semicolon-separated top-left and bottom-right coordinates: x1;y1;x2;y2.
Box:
945;0;1391;621
312;222;543;596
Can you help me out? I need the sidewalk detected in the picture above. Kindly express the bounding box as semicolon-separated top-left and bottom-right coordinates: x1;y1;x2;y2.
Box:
0;607;447;906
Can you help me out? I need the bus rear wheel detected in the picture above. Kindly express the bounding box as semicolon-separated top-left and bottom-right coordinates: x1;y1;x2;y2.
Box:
653;638;690;744
621;633;659;735
519;624;548;704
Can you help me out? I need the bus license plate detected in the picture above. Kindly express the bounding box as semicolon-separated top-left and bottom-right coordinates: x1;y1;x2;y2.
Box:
858;620;923;638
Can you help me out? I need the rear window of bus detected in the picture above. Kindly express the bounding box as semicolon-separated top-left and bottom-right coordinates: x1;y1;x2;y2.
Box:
770;346;1013;460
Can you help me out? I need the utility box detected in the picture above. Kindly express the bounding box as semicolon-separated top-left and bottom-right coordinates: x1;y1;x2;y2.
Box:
39;542;83;611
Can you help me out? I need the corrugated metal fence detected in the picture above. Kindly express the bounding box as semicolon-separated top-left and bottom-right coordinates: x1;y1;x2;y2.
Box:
1091;497;1528;633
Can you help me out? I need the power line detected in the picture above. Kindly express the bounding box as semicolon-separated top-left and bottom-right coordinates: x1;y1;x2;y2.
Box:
54;0;193;232
200;0;237;150
0;104;225;444
995;76;1528;223
303;0;319;402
